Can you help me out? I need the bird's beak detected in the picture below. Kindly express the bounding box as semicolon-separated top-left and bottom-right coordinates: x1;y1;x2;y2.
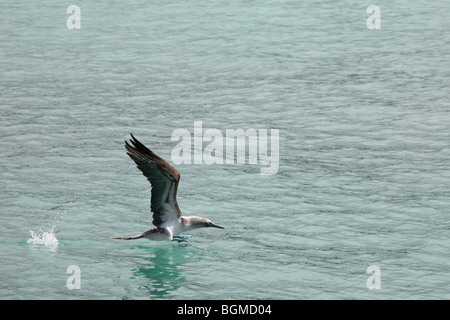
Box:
208;222;225;229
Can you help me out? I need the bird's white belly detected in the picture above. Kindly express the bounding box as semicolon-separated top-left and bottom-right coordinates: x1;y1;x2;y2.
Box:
160;220;185;236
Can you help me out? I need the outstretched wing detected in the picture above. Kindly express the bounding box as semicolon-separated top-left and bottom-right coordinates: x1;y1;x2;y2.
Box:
125;134;182;227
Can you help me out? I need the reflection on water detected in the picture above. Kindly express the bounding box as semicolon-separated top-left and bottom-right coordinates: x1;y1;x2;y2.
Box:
130;245;200;298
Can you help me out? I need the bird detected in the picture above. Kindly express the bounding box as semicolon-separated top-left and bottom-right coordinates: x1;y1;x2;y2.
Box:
113;134;224;243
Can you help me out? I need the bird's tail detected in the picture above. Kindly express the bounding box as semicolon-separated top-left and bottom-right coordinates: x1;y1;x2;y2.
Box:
112;233;144;240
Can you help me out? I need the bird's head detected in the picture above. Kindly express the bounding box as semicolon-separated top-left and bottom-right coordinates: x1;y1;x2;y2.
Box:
186;216;225;230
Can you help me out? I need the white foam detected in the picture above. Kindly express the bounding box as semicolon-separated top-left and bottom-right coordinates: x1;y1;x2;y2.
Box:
27;226;59;248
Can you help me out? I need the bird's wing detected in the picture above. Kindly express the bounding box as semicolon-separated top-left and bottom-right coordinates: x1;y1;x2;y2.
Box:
125;134;182;227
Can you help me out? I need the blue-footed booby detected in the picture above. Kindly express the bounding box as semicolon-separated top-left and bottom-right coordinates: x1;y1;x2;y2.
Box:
113;134;224;243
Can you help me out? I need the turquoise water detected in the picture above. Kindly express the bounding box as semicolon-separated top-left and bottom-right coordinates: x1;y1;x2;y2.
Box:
1;1;449;299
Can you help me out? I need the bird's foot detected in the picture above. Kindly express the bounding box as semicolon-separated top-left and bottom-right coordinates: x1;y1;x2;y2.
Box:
172;235;192;243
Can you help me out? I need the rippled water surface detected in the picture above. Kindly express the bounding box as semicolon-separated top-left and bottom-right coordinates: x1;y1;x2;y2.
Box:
1;1;449;299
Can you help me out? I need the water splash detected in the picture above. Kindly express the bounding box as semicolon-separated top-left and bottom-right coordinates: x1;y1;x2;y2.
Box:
27;226;59;249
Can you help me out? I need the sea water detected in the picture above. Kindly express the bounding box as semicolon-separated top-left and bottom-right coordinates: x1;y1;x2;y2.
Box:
0;0;449;299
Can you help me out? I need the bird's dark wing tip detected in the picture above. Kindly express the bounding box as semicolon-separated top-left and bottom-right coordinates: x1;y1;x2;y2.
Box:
125;133;140;149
